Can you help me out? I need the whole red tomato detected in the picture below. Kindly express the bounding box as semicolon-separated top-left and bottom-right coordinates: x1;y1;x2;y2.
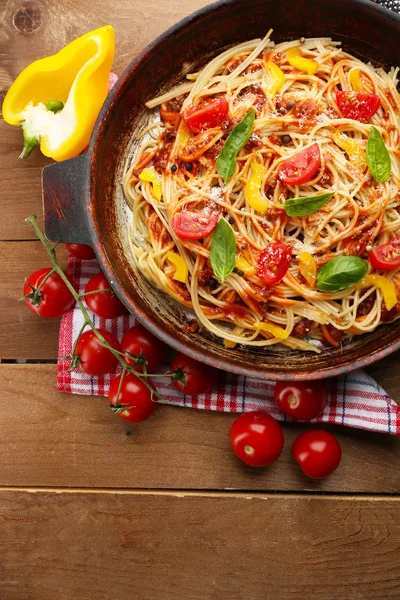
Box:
84;272;127;319
65;243;96;260
170;353;217;395
230;411;284;467
274;381;328;420
74;329;120;376
24;267;75;318
121;323;167;372
292;430;342;479
108;372;156;422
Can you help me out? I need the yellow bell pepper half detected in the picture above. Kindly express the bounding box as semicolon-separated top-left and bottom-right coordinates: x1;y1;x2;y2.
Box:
255;321;289;339
286;47;319;75
358;274;397;311
139;167;163;201
333;133;367;173
3;25;114;162
298;251;317;289
245;162;268;214
235;255;256;277
349;69;364;92
167;252;188;283
263;59;285;95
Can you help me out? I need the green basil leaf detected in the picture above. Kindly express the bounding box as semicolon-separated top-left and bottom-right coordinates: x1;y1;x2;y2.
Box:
284;192;334;217
317;256;368;292
366;125;391;184
216;109;255;182
210;218;236;282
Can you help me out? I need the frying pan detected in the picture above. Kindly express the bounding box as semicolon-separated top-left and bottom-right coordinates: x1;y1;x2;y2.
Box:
42;0;400;380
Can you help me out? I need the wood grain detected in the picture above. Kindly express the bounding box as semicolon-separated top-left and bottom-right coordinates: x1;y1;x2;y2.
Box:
1;489;400;600
1;363;399;493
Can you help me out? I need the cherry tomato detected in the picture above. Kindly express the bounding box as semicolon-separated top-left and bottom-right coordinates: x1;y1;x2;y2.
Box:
170;353;217;395
121;323;167;372
84;272;127;319
257;242;292;286
274;380;328;421
370;237;400;270
108;372;156;422
230;411;284;467
183;98;229;133
277;143;321;185
336;91;380;122
292;430;342;479
23;267;75;318
74;329;120;376
65;243;96;260
171;211;219;240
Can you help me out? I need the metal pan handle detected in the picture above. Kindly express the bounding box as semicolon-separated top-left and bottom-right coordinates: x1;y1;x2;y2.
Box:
42;153;92;245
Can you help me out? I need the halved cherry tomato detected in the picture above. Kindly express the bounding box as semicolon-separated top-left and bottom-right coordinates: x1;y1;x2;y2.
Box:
274;381;328;420
230;411;284;467
183;98;229;133
171;211;219;240
74;329;120;376
336;91;380;122
257;242;292;286
84;272;127;319
170;353;217;395
370;237;400;271
108;372;156;422
292;430;342;479
277;143;321;186
121;323;167;372
65;243;96;260
23;267;75;318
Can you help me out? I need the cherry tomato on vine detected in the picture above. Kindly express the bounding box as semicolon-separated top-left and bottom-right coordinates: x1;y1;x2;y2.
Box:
257;242;292;286
183;98;229;133
65;243;96;260
171;211;219;240
292;430;342;479
23;267;75;318
73;328;120;376
84;272;127;319
369;237;400;270
274;380;328;421
230;411;284;467
277;143;321;185
170;353;217;395
108;372;156;422
121;323;167;372
336;91;380;122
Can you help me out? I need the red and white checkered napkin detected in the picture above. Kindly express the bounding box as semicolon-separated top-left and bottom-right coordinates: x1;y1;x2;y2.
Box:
57;257;400;435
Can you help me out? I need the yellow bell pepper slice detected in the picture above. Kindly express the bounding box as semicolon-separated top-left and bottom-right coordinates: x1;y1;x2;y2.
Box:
286;47;319;75
333;133;367;173
255;321;289;339
358;274;397;310
235;255;256;277
3;26;114;162
299;251;317;289
167;251;188;283
139;167;163;201
349;69;363;92
263;59;285;95
245;162;268;214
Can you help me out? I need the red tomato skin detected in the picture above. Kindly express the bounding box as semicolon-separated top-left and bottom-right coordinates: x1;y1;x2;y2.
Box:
183;98;229;133
84;272;127;319
230;411;284;467
274;381;328;421
24;267;75;318
65;244;96;260
170;353;217;395
74;329;120;376
121;324;167;372
108;372;156;422
336;91;380;122
171;211;219;240
257;243;292;286
292;430;342;479
277;143;321;185
370;237;400;270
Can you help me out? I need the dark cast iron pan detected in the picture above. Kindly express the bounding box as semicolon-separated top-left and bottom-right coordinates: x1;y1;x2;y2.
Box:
42;0;400;380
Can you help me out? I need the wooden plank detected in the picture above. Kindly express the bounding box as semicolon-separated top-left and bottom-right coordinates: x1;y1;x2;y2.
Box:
0;0;212;241
1;363;400;493
1;489;400;600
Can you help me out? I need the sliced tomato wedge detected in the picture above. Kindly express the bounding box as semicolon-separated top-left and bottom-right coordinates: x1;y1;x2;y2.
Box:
257;242;292;285
171;211;219;240
370;237;400;270
183;98;229;134
277;143;321;186
336;91;380;122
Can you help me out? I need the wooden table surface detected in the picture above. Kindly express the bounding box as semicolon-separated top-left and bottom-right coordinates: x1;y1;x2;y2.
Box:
1;1;400;598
